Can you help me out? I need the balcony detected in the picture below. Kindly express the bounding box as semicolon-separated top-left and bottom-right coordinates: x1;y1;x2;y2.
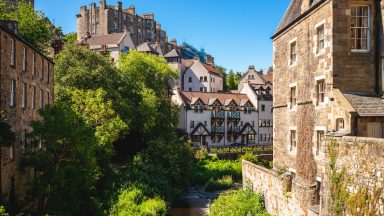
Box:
212;126;225;133
227;126;241;133
212;111;225;119
227;111;240;119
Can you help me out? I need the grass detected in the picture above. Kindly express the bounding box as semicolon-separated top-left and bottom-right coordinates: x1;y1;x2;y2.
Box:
210;189;270;216
204;175;234;191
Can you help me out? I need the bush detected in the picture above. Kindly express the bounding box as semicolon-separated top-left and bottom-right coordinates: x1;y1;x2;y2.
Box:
204;175;234;191
210;189;270;216
191;158;242;186
239;152;258;163
110;187;166;216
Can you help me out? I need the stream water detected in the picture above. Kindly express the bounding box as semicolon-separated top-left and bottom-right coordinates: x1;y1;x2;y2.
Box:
168;184;241;216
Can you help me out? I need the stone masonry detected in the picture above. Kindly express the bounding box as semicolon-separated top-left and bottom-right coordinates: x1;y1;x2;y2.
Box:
0;24;54;206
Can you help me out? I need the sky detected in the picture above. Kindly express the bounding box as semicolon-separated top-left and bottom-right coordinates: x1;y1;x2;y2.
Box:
35;0;291;73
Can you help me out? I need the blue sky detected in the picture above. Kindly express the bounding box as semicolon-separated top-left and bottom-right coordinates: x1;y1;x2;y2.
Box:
36;0;291;73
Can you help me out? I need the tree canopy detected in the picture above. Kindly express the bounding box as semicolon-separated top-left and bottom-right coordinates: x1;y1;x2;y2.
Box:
0;0;54;50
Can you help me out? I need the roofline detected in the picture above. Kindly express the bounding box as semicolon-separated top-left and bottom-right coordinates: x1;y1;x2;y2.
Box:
271;0;327;40
0;24;54;64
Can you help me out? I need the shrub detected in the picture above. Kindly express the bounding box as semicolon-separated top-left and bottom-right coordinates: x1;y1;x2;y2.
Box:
239;152;258;163
110;187;166;216
191;158;242;186
204;175;234;191
210;189;270;216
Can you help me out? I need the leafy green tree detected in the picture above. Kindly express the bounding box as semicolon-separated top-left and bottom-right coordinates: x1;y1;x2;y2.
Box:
215;65;227;90
0;111;14;146
227;70;237;90
0;0;54;50
63;32;77;45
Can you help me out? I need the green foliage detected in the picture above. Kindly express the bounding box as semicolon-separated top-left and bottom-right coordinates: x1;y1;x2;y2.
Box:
0;111;15;146
346;186;384;216
215;65;227;90
240;152;258;163
110;187;166;216
63;32;77;45
276;166;287;175
0;0;54;49
328;138;349;216
226;70;237;90
210;189;270;216
192;157;242;186
0;206;9;216
204;175;234;192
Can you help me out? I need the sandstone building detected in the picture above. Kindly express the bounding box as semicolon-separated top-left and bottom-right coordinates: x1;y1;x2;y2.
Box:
77;0;168;51
0;23;54;207
243;0;384;215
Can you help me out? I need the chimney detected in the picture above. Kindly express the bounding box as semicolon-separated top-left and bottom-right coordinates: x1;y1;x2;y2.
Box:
301;0;311;13
100;0;106;9
143;13;154;20
248;65;255;70
193;56;200;61
127;5;135;14
205;54;214;65
117;1;122;11
170;38;177;46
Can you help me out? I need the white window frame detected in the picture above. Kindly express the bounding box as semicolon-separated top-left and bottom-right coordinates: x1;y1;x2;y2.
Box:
289;38;297;66
22;46;26;71
351;5;370;52
9;79;16;107
289;127;297;153
10;38;15;66
289;83;298;110
31;85;35;110
316;24;325;53
32;52;35;76
316;79;325;105
9;146;14;160
314;126;326;156
22;83;26;109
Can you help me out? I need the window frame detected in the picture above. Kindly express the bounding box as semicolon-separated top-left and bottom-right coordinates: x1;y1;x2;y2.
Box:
290;130;297;152
22;82;27;109
22;46;27;72
317;25;325;53
9;79;16;107
31;85;35;110
290;86;297;108
317;80;325;105
10;38;15;66
289;40;297;65
351;5;370;52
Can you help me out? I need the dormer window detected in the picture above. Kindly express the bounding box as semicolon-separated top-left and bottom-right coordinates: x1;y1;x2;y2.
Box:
244;107;252;114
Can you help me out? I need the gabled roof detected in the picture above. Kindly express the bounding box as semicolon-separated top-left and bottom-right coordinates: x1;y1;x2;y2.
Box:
86;32;127;46
150;43;163;55
208;98;220;106
273;0;325;39
203;63;221;76
224;99;237;106
179;92;249;107
240;123;257;135
137;42;158;54
342;92;384;117
164;49;180;58
191;123;210;136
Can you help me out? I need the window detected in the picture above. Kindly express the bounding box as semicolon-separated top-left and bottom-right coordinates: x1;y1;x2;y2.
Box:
39;89;43;109
204;76;208;82
240;121;243;126
290;87;297;108
47;63;50;83
261;104;265;112
9;146;14;160
244;107;252;114
336;118;345;131
10;38;15;66
22;46;26;71
9;79;16;107
31;85;35;110
351;5;370;51
316;131;324;156
204;121;207;126
40;57;44;80
290;41;297;64
22;83;27;109
252;121;255;127
32;52;35;76
200;87;203;92
317;80;325;105
317;25;325;52
290;130;297;152
189;88;192;91
190;121;195;128
194;105;204;113
200;77;203;82
267;120;271;127
188;77;192;83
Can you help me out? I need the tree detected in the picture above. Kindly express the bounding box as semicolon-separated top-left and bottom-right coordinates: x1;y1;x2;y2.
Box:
227;70;237;90
0;111;14;146
63;32;77;45
0;0;54;50
215;65;227;90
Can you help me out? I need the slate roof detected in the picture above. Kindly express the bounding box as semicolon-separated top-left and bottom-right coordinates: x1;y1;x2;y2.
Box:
274;0;325;38
181;59;221;77
86;32;126;46
343;92;384;117
164;49;180;58
179;91;249;107
137;42;158;54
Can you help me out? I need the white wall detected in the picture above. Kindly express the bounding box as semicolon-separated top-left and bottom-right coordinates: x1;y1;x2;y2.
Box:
183;60;223;92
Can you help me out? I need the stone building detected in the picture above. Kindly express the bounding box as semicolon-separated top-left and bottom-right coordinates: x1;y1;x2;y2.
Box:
243;0;384;215
172;81;273;147
77;0;169;52
0;23;54;206
4;0;34;7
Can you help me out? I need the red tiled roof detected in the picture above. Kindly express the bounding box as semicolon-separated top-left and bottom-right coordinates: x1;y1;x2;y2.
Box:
86;32;126;46
203;63;221;76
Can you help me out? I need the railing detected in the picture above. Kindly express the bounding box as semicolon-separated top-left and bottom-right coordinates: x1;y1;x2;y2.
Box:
209;144;273;155
211;111;225;119
212;126;225;133
227;126;241;133
227;111;240;119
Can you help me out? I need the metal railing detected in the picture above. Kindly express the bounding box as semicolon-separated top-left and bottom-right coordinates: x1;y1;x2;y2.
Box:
211;111;225;119
211;126;225;133
227;126;241;133
227;111;240;119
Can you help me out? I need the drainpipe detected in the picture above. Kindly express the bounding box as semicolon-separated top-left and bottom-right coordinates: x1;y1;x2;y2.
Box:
375;0;382;94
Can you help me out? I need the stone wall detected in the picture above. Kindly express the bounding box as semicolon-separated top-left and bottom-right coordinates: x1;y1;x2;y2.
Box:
243;136;384;216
